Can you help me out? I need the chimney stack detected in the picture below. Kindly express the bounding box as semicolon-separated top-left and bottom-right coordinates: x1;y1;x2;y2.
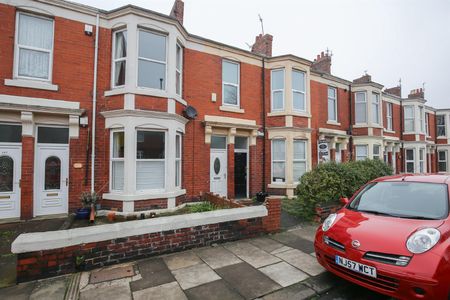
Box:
353;73;372;84
170;0;184;25
385;86;402;97
408;88;425;99
311;50;332;74
251;34;273;57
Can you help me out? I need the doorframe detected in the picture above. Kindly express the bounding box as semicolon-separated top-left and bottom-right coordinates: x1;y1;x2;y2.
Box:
0;142;22;219
210;135;228;197
234;139;249;199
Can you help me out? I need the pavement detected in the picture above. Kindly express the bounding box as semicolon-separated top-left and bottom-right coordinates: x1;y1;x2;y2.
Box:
0;223;391;300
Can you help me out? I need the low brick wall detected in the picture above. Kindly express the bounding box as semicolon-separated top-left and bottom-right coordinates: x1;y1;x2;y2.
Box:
13;198;281;282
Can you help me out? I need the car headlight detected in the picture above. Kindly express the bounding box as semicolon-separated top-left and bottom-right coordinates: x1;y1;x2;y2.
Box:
322;213;337;232
406;228;440;254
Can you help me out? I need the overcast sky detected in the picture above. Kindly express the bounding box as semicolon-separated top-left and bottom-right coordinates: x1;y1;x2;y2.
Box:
75;0;450;108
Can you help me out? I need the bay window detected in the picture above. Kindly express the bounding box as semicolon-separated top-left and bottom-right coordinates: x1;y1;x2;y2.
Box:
175;133;182;187
293;140;307;183
222;60;240;106
355;145;368;161
404;106;415;132
355;92;367;123
136;131;165;191
372;93;380;124
419;148;425;173
438;151;447;172
328;87;337;122
271;69;285;111
405;149;415;173
386;102;393;131
373;144;381;160
113;30;127;87
176;43;183;96
272;139;286;183
111;131;125;191
437;115;446;137
15;12;54;81
138;30;167;90
419;107;424;133
425;113;429;136
292;70;306;111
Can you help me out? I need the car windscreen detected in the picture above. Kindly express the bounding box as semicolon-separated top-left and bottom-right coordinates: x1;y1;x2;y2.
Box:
348;182;449;220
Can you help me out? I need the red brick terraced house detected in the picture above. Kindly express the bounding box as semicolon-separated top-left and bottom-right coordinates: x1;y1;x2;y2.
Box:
0;0;448;221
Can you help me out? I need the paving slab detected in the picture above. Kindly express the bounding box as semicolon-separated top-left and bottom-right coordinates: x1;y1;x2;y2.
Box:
224;241;281;268
288;225;319;242
163;251;202;271
271;232;316;254
258;262;309;287
270;246;293;255
215;262;281;299
184;279;244;300
249;237;286;253
171;263;221;290
303;272;346;294
80;281;131;300
0;281;36;300
0;255;16;288
90;264;135;284
130;258;175;292
30;275;70;300
262;282;316;300
133;281;187;300
195;246;242;269
275;249;325;276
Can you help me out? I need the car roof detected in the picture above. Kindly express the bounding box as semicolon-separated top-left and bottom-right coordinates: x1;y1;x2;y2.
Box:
372;174;450;184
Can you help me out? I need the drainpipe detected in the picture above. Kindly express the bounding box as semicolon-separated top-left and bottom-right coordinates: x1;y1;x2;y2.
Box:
348;84;353;160
261;57;266;193
400;100;404;173
91;14;100;193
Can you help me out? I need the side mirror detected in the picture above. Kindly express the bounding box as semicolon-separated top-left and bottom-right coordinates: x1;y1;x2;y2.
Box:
340;197;349;205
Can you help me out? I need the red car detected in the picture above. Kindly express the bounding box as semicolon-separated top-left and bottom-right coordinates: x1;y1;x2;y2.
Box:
314;174;450;300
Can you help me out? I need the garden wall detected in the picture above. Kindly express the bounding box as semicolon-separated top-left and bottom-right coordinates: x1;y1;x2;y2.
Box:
12;198;281;282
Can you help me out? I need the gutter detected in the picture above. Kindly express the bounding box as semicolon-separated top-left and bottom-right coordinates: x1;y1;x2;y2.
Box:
91;14;99;193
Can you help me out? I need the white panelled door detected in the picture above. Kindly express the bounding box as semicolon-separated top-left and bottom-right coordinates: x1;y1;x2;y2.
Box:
0;145;21;219
210;149;227;197
35;146;69;216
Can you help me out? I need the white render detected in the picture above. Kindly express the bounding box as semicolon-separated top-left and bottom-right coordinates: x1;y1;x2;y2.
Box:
11;205;268;253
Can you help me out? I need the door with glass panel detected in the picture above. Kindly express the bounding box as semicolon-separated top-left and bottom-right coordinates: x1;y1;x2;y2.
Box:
210;136;227;197
35;127;69;216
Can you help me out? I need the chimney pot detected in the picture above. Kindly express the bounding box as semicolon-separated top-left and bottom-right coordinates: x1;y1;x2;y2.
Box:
251;33;273;57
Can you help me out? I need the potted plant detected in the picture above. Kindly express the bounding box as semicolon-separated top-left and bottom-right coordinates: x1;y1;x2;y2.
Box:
76;192;100;219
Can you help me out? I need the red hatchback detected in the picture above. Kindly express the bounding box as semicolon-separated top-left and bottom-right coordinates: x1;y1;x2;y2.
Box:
314;174;450;300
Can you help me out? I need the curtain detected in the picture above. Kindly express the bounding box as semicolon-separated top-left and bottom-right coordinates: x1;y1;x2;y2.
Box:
136;161;165;190
112;161;124;190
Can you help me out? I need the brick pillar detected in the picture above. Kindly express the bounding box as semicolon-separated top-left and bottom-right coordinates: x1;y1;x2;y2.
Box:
227;144;235;199
263;196;281;233
21;136;34;220
249;144;257;197
388;151;393;167
329;148;336;161
341;149;348;162
430;153;436;173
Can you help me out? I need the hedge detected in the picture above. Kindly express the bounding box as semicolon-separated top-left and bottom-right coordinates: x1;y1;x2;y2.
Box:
285;159;393;221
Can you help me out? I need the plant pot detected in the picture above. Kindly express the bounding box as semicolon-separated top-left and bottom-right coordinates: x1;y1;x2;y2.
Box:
75;208;91;220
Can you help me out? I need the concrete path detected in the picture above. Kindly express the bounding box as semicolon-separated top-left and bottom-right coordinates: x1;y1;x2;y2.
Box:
0;224;390;300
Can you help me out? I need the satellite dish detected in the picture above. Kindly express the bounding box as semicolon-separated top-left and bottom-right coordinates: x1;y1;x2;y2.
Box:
183;106;198;120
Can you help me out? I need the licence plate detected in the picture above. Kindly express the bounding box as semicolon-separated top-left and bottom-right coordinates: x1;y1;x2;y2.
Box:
335;255;377;278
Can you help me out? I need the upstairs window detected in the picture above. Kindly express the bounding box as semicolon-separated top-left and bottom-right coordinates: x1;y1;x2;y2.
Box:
113;30;127;87
437;115;446;137
355;145;368;161
138;30;167;90
293;140;307;183
425;113;429;136
15;12;54;81
355;92;367;123
176;43;183;96
327;87;337;122
372;93;380;124
222;60;240;106
404;106;415;132
419;106;424;133
271;69;284;111
271;139;286;183
438;151;447;172
292;70;306;111
386;102;393;131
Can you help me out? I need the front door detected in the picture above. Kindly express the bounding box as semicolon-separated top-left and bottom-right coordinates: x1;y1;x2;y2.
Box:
210;150;227;197
0;145;21;219
234;152;247;199
35;146;69;216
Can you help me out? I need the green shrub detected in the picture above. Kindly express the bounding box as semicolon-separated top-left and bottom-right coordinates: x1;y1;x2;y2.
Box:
188;202;218;213
293;159;393;220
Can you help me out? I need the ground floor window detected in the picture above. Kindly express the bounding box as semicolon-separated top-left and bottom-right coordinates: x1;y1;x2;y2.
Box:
175;133;182;187
355;145;368;161
136;131;165;191
293;140;307;183
438;150;447;172
405;149;415;173
373;144;381;160
419;148;425;173
335;143;341;163
111;131;124;191
272;139;286;183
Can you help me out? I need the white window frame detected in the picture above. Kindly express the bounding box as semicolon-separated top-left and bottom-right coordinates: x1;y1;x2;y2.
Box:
386;102;393;131
437;115;446;137
419;148;425;173
292;69;306;112
425;112;429;136
112;29;127;88
293;140;307;183
271;68;285;112
14;11;54;82
176;42;183;96
405;149;415;173
110;129;125;192
404;106;415;132
137;28;168;91
355;145;368;161
135;129;167;192
372;93;380;124
355;92;367;124
373;144;381;160
438;150;448;172
175;133;182;188
271;139;286;184
419;106;424;133
328;86;338;122
222;60;240;107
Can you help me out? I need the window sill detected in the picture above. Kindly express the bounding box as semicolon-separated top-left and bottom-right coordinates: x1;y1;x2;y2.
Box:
384;129;396;134
437;136;448;139
219;105;244;114
326;120;341;126
103;189;186;201
268;111;311;117
4;79;58;91
268;183;297;189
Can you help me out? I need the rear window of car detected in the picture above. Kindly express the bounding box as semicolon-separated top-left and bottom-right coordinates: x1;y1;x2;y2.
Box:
349;182;449;220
